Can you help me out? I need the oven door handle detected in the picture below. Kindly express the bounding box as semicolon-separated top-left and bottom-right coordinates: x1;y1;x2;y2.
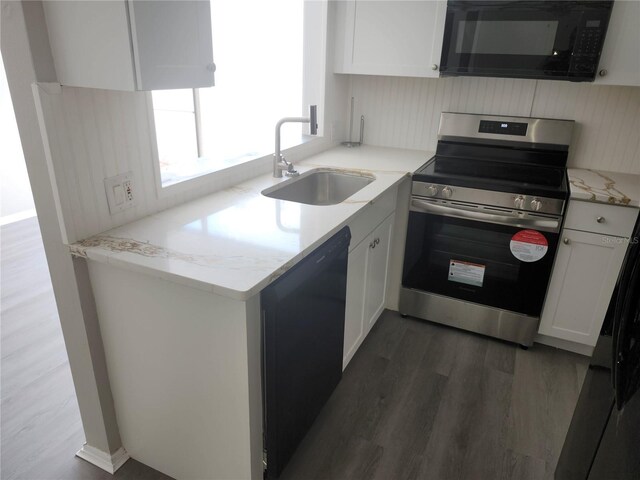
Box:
410;198;561;233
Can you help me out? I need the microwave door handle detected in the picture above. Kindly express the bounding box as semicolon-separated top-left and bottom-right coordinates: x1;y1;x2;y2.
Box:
410;198;561;232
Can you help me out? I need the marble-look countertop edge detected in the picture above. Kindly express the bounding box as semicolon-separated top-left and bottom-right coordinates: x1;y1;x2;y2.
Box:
567;168;640;209
68;146;428;301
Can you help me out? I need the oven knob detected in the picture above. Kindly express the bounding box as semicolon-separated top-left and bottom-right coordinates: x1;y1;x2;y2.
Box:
426;184;439;196
441;186;453;199
530;198;543;211
514;196;525;209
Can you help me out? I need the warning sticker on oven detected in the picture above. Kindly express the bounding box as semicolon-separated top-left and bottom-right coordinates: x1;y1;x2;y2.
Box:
448;260;485;287
510;229;548;262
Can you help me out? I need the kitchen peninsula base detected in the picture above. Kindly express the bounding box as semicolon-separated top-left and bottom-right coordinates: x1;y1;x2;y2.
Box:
87;260;263;480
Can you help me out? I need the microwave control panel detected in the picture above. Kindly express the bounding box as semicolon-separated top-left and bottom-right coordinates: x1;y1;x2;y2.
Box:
571;17;609;74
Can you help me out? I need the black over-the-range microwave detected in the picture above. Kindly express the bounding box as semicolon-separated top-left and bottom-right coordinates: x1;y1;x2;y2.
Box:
439;0;614;82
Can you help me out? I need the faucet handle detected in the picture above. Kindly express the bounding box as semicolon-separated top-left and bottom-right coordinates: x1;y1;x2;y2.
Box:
285;166;299;177
309;105;318;135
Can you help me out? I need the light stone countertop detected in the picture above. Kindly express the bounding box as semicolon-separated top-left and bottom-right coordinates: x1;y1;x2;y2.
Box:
70;145;433;300
568;168;640;208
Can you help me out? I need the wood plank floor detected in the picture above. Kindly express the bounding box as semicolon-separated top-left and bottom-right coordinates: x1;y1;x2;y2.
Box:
280;311;588;480
1;217;588;480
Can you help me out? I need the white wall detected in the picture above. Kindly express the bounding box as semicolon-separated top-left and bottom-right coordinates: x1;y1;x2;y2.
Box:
1;51;35;220
349;75;640;174
2;0;123;459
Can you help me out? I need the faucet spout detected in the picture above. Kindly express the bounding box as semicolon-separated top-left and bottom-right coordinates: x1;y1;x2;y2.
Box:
273;105;318;178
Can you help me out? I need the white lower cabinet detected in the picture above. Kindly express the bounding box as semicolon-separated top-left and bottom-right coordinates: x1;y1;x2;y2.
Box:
539;228;629;347
362;214;395;334
343;213;395;369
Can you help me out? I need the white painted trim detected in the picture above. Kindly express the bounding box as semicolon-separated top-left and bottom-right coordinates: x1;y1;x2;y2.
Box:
534;333;594;357
76;445;130;474
145;90;164;199
0;209;37;226
31;82;70;245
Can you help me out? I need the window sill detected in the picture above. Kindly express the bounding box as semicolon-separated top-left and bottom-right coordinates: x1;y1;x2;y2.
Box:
154;135;332;199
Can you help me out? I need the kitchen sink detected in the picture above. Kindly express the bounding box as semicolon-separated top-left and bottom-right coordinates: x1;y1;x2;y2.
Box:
262;169;375;206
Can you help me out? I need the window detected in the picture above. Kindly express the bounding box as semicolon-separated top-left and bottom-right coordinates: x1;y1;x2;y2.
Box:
152;0;309;188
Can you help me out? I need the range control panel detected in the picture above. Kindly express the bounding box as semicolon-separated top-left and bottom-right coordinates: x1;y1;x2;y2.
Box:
478;120;528;136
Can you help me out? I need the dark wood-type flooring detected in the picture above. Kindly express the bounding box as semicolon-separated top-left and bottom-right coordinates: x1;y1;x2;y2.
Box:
1;217;588;480
281;311;588;480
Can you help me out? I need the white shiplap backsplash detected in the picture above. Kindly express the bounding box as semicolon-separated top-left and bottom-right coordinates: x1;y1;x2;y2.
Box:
350;76;640;174
34;76;639;243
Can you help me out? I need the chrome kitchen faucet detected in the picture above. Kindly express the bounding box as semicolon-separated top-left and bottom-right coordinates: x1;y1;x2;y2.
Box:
273;105;318;178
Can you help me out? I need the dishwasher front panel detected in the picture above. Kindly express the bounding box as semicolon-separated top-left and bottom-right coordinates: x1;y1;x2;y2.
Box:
261;227;351;479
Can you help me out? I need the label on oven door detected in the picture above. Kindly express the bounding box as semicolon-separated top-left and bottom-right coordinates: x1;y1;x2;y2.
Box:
448;260;485;287
510;229;548;262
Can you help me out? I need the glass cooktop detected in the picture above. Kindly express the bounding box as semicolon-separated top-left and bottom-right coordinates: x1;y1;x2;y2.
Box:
414;155;568;199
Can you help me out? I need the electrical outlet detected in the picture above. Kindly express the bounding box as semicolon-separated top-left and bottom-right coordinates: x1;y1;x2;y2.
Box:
104;172;136;214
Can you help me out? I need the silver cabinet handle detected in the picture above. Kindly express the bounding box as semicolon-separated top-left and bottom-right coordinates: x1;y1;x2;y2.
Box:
563;238;570;245
369;240;376;249
432;64;439;71
374;238;380;245
596;216;605;223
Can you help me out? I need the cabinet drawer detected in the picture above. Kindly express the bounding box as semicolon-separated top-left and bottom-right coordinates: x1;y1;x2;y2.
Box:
564;200;638;238
349;186;397;251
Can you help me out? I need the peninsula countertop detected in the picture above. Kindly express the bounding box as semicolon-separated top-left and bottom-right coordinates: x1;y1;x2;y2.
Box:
69;145;432;300
568;168;640;208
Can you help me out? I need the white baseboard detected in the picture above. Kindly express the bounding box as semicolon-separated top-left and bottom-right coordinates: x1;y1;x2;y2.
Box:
535;333;594;357
76;444;130;474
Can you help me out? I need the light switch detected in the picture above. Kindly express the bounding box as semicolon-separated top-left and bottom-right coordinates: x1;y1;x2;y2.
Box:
113;185;125;205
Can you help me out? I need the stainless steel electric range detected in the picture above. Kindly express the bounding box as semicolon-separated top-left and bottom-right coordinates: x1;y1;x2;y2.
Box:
400;112;574;347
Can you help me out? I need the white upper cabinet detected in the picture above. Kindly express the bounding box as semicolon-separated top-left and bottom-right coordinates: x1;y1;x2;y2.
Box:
43;1;215;91
334;0;447;77
595;0;640;86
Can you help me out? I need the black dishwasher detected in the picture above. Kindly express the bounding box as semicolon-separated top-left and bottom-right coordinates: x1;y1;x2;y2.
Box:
261;226;351;479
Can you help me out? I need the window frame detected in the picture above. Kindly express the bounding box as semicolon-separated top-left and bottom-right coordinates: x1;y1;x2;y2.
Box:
148;0;329;199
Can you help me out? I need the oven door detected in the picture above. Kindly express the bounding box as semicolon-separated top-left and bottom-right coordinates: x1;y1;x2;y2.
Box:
402;198;561;317
439;0;613;81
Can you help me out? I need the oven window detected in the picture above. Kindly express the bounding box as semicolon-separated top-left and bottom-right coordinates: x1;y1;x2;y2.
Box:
402;212;559;316
456;20;559;56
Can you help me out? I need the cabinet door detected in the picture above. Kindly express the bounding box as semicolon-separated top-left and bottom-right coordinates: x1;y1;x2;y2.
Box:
128;1;215;90
43;1;214;91
594;0;640;86
363;214;395;334
343;237;369;369
539;229;628;346
43;1;138;91
337;1;446;77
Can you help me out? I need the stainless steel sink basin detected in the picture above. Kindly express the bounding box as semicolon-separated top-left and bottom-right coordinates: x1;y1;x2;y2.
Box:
262;169;375;205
